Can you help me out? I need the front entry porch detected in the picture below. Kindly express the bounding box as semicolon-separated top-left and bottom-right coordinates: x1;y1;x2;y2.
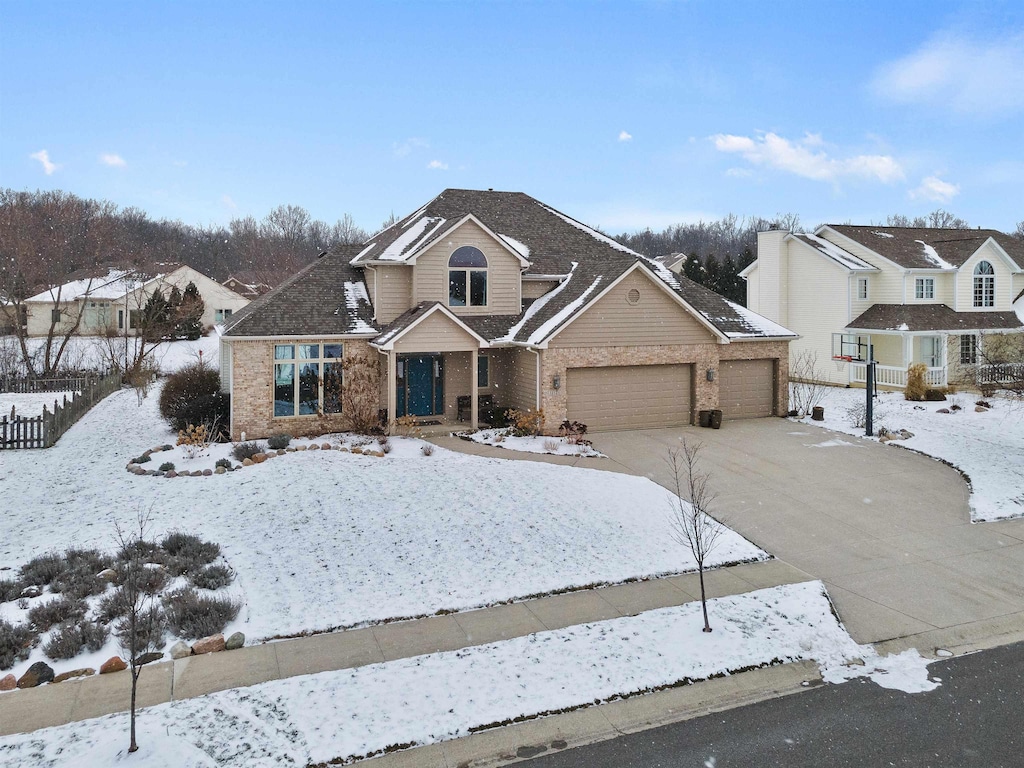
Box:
835;331;949;389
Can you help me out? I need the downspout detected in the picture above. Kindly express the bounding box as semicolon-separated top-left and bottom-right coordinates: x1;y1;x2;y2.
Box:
528;347;541;410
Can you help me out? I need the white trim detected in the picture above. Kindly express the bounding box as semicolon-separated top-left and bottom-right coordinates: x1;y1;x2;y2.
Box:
366;214;532;268
973;237;1024;273
539;262;730;348
814;226;908;272
787;234;879;273
738;259;757;279
522;273;569;281
371;302;489;351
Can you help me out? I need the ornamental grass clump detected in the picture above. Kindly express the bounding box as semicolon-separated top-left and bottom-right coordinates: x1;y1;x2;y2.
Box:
162;587;240;639
232;441;265;461
905;363;928;401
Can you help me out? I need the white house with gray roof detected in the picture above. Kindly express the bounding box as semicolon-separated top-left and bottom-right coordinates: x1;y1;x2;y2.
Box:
220;189;796;439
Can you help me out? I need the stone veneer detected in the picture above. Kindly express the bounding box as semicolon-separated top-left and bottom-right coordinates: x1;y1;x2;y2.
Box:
539;340;791;432
229;338;379;441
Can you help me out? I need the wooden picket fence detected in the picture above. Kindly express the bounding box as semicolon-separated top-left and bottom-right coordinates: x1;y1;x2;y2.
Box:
0;374;95;394
1;370;122;449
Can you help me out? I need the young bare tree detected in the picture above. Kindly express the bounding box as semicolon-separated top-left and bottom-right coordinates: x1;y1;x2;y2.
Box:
789;350;829;416
114;510;166;754
666;441;724;633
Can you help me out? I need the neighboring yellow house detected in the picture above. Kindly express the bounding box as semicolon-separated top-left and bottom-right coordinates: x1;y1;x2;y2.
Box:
742;225;1024;389
22;264;251;337
220;189;797;439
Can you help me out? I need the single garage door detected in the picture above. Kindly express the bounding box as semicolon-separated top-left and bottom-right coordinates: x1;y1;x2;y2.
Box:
567;364;692;431
719;359;775;419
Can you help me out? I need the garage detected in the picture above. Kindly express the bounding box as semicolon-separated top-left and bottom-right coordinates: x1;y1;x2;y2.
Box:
567;364;692;431
719;359;775;419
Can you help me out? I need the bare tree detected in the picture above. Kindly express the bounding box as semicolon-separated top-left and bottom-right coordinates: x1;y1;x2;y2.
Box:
1013;220;1024;241
975;332;1024;401
885;209;970;229
113;510;166;754
789;350;829;416
666;441;724;633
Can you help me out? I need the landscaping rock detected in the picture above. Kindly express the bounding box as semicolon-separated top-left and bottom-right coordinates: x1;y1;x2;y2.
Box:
165;470;178;478
225;632;245;651
17;661;55;688
321;443;331;450
202;469;213;476
937;408;951;414
52;668;95;684
169;641;192;660
189;470;203;477
100;656;127;674
215;466;226;475
242;457;254;467
976;400;992;409
338;446;349;452
899;430;914;439
137;652;163;666
98;568;118;582
975;405;989;413
152;446;165;454
286;447;296;452
276;449;286;456
252;453;267;464
192;634;225;655
309;443;319;450
162;444;174;451
0;674;16;691
296;445;307;451
351;447;363;455
20;585;42;598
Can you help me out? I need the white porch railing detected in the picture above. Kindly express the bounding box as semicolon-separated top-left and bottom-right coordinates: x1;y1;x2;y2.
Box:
850;364;947;388
977;362;1024;384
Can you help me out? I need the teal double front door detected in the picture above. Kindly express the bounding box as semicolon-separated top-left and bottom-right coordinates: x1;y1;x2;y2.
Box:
397;354;444;418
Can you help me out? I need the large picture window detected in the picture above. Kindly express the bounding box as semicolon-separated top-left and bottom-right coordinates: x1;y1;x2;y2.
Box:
973;261;994;307
273;343;343;417
448;246;488;307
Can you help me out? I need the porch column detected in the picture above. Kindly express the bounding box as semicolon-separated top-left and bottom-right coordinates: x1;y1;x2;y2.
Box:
470;348;479;430
902;335;911;368
387;350;397;427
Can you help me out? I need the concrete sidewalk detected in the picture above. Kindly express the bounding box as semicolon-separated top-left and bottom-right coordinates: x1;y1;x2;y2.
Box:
0;558;808;738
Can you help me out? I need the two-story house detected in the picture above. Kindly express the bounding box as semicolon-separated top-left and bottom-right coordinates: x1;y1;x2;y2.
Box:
219;189;796;439
742;225;1024;388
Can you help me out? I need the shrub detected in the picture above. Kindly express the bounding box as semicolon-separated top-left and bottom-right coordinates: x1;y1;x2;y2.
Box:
0;619;36;670
558;419;588;445
162;587;240;639
377;436;392;454
266;433;292;450
159;360;220;422
115;604;166;651
215;458;232;470
96;587;131;623
19;552;66;587
132;454;152;464
0;577;24;603
159;461;175;472
81;620;109;651
28;596;88;631
924;388;947;402
173;394;230;442
232;441;265;461
161;533;220;576
177;423;212;459
44;620;110;660
51;559;110;600
118;538;165;567
505;408;545;437
905;363;928;401
542;438;560;453
420;443;434;457
190;564;234;590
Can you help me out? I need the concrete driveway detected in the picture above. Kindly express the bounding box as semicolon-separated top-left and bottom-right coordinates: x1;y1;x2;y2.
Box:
595;419;1024;645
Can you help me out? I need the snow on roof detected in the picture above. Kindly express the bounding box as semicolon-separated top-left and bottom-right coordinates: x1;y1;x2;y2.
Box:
538;204;640;256
721;303;799;339
341;281;375;334
376;216;447;262
637;254;682;289
796;234;875;271
495;262;580;344
497;233;530;258
870;231;895;238
26;268;155;302
350;242;377;265
526;275;603;345
915;240;955;270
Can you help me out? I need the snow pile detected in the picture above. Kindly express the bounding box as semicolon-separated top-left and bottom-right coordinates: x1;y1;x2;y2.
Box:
0;582;938;768
822;648;939;693
915;240;955;270
376;216;447;261
497;233;530;258
460;428;606;458
340;281;374;333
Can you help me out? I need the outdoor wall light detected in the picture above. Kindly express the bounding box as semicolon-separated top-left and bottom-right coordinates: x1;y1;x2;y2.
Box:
706;368;716;382
552;375;561;390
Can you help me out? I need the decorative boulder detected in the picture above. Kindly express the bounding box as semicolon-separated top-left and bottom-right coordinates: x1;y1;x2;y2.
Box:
225;632;245;651
52;668;95;683
169;641;192;660
309;444;319;451
936;408;951;414
165;470;178;478
100;656;127;674
975;405;989;413
242;458;254;467
20;585;43;598
215;466;226;475
296;445;307;452
97;568;118;582
17;661;55;688
277;449;286;456
192;634;226;655
252;453;267;464
321;443;331;451
202;469;213;477
137;652;163;666
0;674;17;691
190;470;203;477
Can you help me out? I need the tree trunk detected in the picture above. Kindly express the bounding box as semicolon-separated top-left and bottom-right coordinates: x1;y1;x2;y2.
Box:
699;565;712;633
128;667;138;752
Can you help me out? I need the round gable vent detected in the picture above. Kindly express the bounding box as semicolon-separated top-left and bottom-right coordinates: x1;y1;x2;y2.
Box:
626;288;641;305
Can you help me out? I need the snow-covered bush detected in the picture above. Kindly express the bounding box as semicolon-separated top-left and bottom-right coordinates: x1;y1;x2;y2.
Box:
44;619;108;660
28;596;87;632
232;441;264;461
19;552;67;587
162;587;240;639
267;433;292;450
191;564;234;591
161;532;220;577
0;618;35;670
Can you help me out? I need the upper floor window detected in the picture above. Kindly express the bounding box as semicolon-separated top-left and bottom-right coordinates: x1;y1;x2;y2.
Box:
973;261;994;307
215;308;233;323
915;277;934;300
856;277;868;301
449;246;487;307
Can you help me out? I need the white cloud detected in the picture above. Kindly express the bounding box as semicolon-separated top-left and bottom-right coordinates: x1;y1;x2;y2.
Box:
99;153;126;167
909;175;960;203
426;160;448;170
221;194;238;210
872;31;1024;116
29;149;59;175
393;138;429;157
618;130;633;142
725;167;753;178
711;131;904;184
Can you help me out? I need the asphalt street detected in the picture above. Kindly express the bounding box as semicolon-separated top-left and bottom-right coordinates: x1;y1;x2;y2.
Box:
512;641;1024;767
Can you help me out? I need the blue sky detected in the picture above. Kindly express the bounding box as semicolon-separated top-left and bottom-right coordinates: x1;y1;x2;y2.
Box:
3;0;1023;234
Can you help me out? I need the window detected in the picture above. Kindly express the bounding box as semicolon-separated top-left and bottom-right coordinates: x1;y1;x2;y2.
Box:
215;308;233;323
51;309;62;324
448;246;487;307
960;334;978;365
973;261;995;307
118;310;124;330
915;277;934;300
273;343;344;417
857;278;868;300
129;310;142;330
477;355;489;388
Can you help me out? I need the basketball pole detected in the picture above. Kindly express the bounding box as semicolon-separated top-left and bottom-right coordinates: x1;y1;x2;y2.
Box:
865;343;875;437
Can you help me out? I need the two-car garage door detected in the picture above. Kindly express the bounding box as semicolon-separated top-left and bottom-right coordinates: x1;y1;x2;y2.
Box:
566;364;692;431
719;359;775;419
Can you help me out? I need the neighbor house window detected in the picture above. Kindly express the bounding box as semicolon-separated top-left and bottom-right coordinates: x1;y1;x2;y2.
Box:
214;308;233;323
973;261;995;307
960;334;978;365
856;278;868;300
448;246;487;307
915;277;934;300
118;310;124;329
477;355;489;388
129;310;141;329
273;343;344;417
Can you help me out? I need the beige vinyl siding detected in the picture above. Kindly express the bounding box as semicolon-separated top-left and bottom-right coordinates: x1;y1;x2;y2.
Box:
816;230;905;311
743;263;759;312
374;266;413;324
549;271;716;349
442;351;473;422
413;220;522;316
954;244;1016;312
861;333;904;368
523;280;560;299
508;348;538;410
363;267;376;313
753;231;787;324
24;299;82;337
392;311;480;353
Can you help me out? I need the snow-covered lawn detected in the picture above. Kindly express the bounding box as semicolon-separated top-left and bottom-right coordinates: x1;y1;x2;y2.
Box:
795;387;1024;522
0;581;939;768
459;428;607;457
0;382;767;681
0;391;80;418
2;334;220;376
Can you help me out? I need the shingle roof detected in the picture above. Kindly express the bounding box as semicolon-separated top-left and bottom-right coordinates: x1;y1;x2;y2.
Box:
223;246;376;337
847;304;1024;333
789;233;876;271
827;225;1024;271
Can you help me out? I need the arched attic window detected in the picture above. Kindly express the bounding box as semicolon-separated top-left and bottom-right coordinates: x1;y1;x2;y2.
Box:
973;260;995;307
448;246;488;307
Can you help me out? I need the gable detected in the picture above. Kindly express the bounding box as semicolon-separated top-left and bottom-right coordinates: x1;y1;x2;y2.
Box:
392;309;481;352
548;269;718;348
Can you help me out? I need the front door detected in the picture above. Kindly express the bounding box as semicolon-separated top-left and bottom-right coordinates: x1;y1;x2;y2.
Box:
400;355;444;417
922;336;943;368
